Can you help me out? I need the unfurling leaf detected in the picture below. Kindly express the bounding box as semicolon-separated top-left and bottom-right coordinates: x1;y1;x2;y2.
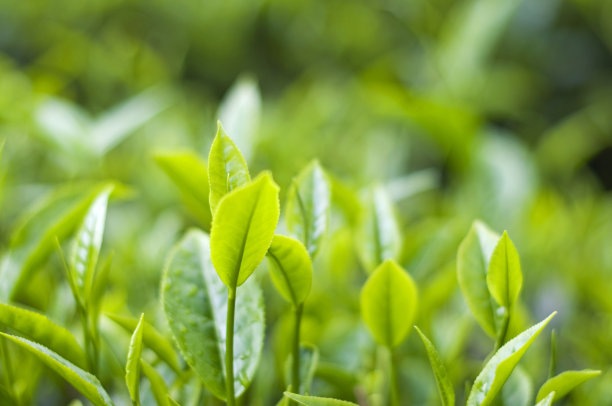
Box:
487;231;522;309
267;235;313;307
125;313;145;405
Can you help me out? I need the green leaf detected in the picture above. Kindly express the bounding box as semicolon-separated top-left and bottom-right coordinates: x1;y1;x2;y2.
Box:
360;259;418;347
70;185;112;305
502;366;532;406
357;185;401;273
486;231;522;309
414;326;454;406
162;229;264;400
210;172;280;288
285;161;331;258
267;235;313;306
535;392;555;406
535;369;601;403
0;302;87;369
285;343;319;394
167;397;181;406
466;312;556;406
141;360;170;406
154;150;211;228
126;313;145;405
0;333;114;406
207;122;250;213
457;220;500;337
283;392;358;406
106;313;181;375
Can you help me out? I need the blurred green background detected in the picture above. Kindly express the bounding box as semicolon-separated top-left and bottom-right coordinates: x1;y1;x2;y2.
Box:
1;0;611;404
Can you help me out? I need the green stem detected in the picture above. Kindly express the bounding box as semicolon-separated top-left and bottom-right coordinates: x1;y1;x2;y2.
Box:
80;307;98;373
225;287;237;406
0;338;16;404
292;304;304;396
388;346;399;406
494;311;511;352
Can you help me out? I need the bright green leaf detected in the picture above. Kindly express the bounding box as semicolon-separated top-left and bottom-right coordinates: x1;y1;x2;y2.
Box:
207;122;250;213
466;312;556;406
535;369;601;403
167;397;181;406
535;392;555;406
267;235;312;306
141;360;170;406
0;302;87;369
283;392;358;406
210;172;280;288
457;220;500;337
162;229;264;400
414;326;454;406
0;333;114;406
285;161;331;258
126;313;145;405
360;259;418;347
487;231;522;309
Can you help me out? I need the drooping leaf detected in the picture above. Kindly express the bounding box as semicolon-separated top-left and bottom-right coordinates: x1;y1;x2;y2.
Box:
357;185;401;273
535;369;601;403
535;392;555;406
283;392;358;406
0;302;87;369
360;259;418;347
141;360;170;406
207;122;250;213
457;220;500;337
154;150;211;227
210;172;280;288
285;343;319;394
0;333;114;406
285;161;331;258
70;186;113;305
414;326;454;406
162;229;264;400
106;313;181;375
487;231;522;309
466;312;556;406
126;313;145;405
267;235;312;306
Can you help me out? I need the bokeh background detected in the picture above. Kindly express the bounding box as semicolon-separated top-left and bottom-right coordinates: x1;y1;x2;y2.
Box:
1;0;611;404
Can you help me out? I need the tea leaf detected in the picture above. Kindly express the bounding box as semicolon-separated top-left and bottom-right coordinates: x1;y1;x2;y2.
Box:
414;326;454;406
487;231;522;309
208;122;250;213
126;313;145;405
162;229;264;400
141;360;170;406
357;185;401;273
285;161;331;258
210;172;280;288
535;392;555;406
0;302;87;369
466;312;556;406
457;220;500;337
106;313;181;374
535;369;601;403
0;333;114;406
502;366;532;406
283;392;358;406
167;397;181;406
267;235;312;306
360;259;418;347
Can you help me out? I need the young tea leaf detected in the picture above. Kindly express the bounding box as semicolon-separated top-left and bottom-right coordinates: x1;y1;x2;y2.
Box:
285;161;331;258
466;312;556;406
283;392;358;406
535;392;555;406
414;326;455;406
208;122;250;213
457;220;500;337
141;360;170;406
162;229;264;400
126;313;145;405
360;259;418;347
0;333;114;406
486;231;522;309
210;172;280;288
535;369;601;403
267;235;313;307
0;302;87;369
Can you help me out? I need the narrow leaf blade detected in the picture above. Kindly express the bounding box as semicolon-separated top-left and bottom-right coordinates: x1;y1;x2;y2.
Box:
267;235;313;306
283;392;358;406
141;360;170;406
125;313;145;405
414;326;455;406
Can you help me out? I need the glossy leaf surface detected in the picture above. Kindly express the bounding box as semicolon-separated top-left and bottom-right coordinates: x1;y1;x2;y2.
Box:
285;161;331;258
162;229;264;400
487;231;522;309
361;259;418;347
535;369;601;403
210;172;280;288
207;122;250;213
415;326;454;406
0;333;114;406
467;312;556;406
125;313;144;405
283;392;358;406
267;235;312;306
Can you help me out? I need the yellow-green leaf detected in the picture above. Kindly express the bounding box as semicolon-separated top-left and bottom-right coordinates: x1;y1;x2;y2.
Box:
414;326;454;406
535;392;555;406
535;369;601;403
360;259;418;347
487;231;522;309
141;360;170;406
267;235;312;306
126;313;145;405
283;392;357;406
210;172;280;288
